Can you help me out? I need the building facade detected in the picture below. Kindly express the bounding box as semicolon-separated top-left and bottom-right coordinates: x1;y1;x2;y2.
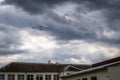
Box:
0;62;90;80
62;57;120;80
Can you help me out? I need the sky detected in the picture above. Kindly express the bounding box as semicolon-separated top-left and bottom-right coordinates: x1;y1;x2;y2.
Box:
0;0;120;67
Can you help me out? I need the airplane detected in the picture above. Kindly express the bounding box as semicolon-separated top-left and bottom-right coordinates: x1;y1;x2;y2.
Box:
32;25;43;30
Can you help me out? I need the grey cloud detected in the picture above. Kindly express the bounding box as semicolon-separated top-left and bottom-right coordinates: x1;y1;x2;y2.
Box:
0;34;21;49
105;9;120;31
2;0;89;14
42;13;120;46
87;0;120;31
0;0;119;66
3;0;120;14
0;25;21;47
51;47;108;64
0;49;27;56
2;0;120;46
91;0;120;8
0;10;39;28
2;0;68;14
0;24;27;55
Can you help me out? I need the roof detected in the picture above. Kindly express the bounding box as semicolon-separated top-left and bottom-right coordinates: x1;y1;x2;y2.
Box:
62;61;120;78
62;57;120;78
0;62;91;72
92;57;120;67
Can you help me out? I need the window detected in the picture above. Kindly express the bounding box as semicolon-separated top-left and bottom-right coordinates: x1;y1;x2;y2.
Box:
0;74;5;80
27;75;33;80
91;76;97;80
82;78;87;80
45;75;51;80
8;74;15;80
36;75;43;80
18;75;24;80
53;75;59;80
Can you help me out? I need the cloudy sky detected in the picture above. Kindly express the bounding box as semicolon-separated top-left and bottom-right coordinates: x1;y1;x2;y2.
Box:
0;0;120;67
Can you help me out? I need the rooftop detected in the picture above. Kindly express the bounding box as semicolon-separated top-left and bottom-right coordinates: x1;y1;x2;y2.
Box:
92;57;120;67
0;62;91;72
61;56;120;78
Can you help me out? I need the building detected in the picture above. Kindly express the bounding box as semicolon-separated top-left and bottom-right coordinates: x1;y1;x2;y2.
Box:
61;57;120;80
0;62;90;80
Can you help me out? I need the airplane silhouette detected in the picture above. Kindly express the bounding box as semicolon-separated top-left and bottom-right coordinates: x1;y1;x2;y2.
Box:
32;26;43;30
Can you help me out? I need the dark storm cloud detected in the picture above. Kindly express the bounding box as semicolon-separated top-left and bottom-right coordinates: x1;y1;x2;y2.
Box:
2;0;120;46
91;0;120;8
0;10;39;28
44;26;94;43
2;0;88;14
2;0;67;14
0;49;26;56
89;0;120;32
3;0;120;14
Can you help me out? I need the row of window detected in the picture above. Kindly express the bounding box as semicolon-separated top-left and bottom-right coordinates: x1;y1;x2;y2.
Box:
0;74;59;80
77;76;97;80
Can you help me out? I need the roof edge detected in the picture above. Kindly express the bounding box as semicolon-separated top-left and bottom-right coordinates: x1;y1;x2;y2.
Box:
61;61;120;78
